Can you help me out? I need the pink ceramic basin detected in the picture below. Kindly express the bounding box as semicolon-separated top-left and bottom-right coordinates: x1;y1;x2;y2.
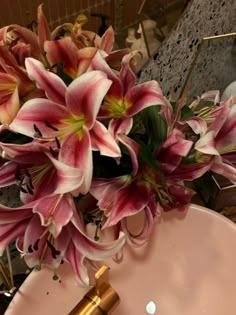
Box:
5;204;236;315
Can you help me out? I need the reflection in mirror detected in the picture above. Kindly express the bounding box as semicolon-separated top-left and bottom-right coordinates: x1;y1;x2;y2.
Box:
121;0;191;72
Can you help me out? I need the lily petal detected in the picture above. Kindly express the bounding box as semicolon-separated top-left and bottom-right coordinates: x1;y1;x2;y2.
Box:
69;223;125;261
64;241;90;286
33;194;73;238
0;161;18;187
0;220;29;255
8;24;43;61
97;180;150;228
119;52;137;94
37;3;51;51
125;81;166;116
185;117;207;135
155;129;193;174
59;128;92;194
25;58;66;105
99;26;114;53
90;51;123;100
211;156;236;184
117;133;140;175
195;131;219;155
23;215;68;269
49;156;84;195
10;98;69;138
121;204;156;247
66;70;112;128
0;203;32;224
90;121;121;157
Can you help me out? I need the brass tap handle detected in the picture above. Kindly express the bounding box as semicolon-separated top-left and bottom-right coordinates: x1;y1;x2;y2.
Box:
69;265;120;315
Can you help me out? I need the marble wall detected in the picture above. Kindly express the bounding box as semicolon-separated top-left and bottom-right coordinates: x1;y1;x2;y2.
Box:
139;0;236;101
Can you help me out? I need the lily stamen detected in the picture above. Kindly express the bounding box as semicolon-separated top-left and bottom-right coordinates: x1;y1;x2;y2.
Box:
27;177;34;190
15;165;22;182
44;120;59;131
46;240;61;259
16;166;35;194
52;270;59;280
33;239;40;251
94;221;102;241
55;137;61;149
49;146;57;157
25;168;31;177
20;186;28;194
26;184;34;195
27;245;33;253
33;124;43;138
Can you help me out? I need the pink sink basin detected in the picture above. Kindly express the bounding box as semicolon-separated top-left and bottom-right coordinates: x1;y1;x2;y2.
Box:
5;204;236;315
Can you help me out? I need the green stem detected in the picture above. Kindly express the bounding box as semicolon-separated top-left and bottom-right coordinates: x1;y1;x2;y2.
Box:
0;259;11;290
6;246;14;289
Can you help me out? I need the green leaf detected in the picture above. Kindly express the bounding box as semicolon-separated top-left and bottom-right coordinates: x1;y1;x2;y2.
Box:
56;64;73;86
181;105;194;120
137;140;165;182
0;130;32;144
140;105;167;151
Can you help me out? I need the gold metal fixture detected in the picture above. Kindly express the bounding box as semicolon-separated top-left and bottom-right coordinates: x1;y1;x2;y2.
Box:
69;265;120;315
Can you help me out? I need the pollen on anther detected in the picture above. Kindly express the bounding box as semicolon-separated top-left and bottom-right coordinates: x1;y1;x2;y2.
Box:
33;239;40;251
44;120;59;131
55;137;61;149
33;124;43;138
28;245;33;253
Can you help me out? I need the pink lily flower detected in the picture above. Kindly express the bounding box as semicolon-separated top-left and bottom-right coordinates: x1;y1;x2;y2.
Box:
44;38;98;79
37;3;51;52
90;51;165;172
90;175;153;229
90;129;196;229
108;117;141;175
120;192;159;247
0;45;34;98
44;24;129;80
0;193;125;285
154;129;193;175
91;51;166;121
76;192;156;248
10;58;121;193
0;141;83;203
1;23;44;64
0;72;19;124
90;165;194;232
152;128;212;183
195;98;236;183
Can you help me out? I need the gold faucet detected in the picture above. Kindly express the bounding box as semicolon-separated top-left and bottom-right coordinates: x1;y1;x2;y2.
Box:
69;265;120;315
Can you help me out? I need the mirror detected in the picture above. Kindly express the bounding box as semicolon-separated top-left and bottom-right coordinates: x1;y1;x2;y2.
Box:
115;0;191;72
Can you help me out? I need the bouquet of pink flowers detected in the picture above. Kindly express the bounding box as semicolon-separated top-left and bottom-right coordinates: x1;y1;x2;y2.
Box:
0;4;235;290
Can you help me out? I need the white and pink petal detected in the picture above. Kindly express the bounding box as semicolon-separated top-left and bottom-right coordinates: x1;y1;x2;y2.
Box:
25;57;67;105
90;121;121;157
66;70;112;128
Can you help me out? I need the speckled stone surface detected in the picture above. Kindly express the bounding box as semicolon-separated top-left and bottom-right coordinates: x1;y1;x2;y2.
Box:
139;0;236;100
0;185;22;208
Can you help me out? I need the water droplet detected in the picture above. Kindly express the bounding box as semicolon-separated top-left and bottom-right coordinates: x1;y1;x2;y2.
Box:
146;301;156;314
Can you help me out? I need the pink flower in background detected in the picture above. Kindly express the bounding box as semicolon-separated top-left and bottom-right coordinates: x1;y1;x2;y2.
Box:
0;193;125;285
195;98;236;183
0;141;83;203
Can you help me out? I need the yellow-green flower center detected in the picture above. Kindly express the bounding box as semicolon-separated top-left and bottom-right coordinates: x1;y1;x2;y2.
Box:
104;96;132;119
60;114;85;140
29;162;53;186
